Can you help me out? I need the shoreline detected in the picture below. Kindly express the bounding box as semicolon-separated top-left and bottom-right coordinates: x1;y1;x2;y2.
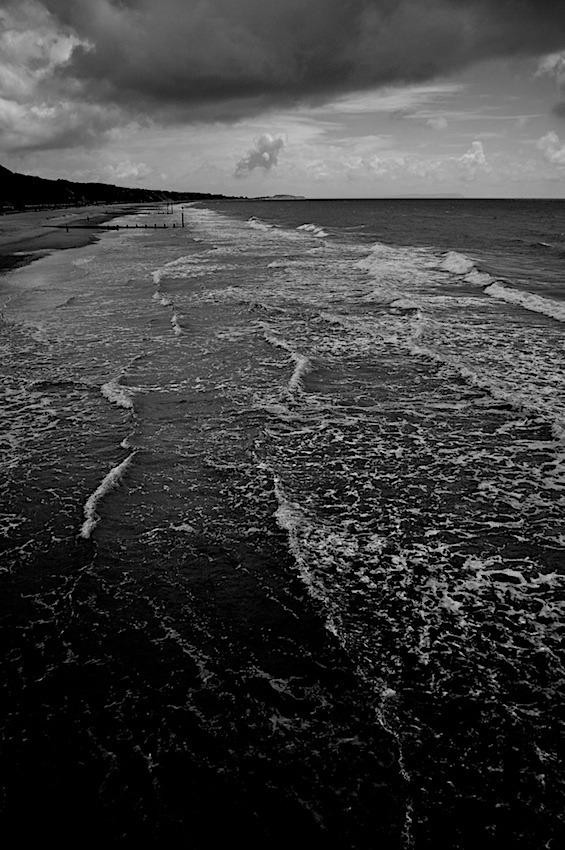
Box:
0;204;150;277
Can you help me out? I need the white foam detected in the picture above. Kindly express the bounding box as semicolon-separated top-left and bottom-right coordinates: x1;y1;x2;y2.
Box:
408;334;565;442
484;282;565;323
288;353;313;394
101;379;135;410
151;254;212;287
171;313;183;335
261;327;294;353
247;216;273;231
439;251;476;275
298;223;328;238
79;451;136;539
355;242;439;303
464;269;494;287
260;326;312;394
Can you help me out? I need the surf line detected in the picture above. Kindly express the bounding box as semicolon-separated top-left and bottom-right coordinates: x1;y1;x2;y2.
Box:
288;352;313;395
151;267;185;336
260;324;313;397
79;450;137;539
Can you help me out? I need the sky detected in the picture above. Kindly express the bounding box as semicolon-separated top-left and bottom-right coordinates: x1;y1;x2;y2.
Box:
2;0;565;197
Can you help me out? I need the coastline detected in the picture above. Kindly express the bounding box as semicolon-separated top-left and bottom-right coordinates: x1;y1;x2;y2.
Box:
0;204;148;276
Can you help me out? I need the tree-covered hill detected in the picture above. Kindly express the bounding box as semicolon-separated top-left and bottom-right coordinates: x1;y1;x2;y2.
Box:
0;164;230;210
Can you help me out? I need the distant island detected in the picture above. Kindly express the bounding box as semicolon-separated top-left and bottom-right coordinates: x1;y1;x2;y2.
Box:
252;194;307;200
0;164;234;212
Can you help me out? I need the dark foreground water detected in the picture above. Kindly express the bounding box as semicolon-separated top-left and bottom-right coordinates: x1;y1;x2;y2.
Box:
1;200;564;847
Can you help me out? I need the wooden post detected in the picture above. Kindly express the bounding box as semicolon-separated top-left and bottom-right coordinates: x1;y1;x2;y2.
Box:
181;212;184;228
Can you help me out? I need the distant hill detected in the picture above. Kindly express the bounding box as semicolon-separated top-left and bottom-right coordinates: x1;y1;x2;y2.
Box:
0;164;231;210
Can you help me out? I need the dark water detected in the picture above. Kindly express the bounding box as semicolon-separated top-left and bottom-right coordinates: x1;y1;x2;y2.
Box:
0;201;564;847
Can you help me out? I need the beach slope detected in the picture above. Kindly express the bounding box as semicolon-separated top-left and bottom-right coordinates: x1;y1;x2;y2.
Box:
0;205;144;275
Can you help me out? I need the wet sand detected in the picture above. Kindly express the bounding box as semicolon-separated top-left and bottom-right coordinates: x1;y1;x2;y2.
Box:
0;205;146;275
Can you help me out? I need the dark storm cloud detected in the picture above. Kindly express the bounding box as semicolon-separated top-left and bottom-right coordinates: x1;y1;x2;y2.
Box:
552;101;565;120
10;1;565;122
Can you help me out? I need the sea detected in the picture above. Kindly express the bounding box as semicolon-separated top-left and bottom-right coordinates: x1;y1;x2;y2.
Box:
1;199;564;848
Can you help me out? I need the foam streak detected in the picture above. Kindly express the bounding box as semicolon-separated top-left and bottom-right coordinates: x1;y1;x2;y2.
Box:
101;378;135;410
79;451;137;539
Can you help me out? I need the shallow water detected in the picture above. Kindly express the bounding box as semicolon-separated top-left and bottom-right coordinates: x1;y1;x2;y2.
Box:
0;201;564;847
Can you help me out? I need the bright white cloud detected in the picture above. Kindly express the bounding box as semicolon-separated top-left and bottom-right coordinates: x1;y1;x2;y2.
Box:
427;116;448;130
536;51;565;88
537;131;565;166
334;140;490;184
235;134;285;177
459;140;487;170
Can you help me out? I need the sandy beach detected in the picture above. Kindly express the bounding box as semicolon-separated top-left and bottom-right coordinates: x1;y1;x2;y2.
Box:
0;205;146;275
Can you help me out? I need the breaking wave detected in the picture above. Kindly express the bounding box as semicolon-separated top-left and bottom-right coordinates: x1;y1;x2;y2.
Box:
79;451;137;539
297;223;329;238
171;313;183;335
288;353;313;395
485;281;565;323
101;378;135;410
247;216;274;232
438;250;477;274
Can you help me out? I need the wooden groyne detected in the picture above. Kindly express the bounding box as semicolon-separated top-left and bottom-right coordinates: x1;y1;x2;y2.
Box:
50;220;185;232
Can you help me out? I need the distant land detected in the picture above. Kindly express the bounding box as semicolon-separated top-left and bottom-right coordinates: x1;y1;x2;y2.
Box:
0;166;468;210
0;164;234;211
252;194;307;200
252;193;464;200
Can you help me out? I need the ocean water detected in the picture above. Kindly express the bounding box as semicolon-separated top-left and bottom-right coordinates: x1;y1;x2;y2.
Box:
0;199;564;847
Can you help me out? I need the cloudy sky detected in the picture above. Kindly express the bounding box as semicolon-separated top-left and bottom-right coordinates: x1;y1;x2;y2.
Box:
2;0;565;197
